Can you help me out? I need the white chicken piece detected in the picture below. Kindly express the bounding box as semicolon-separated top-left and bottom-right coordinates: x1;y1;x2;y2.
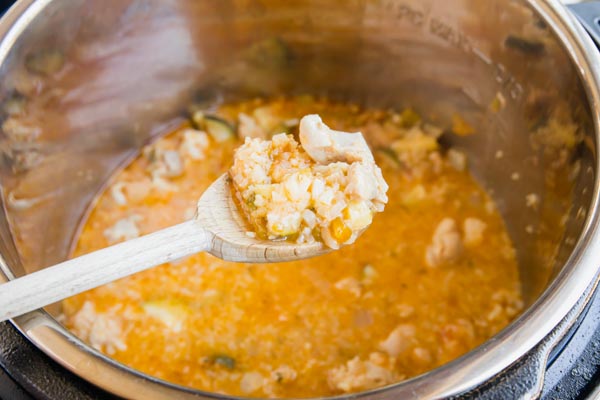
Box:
425;218;463;267
345;162;388;206
299;114;374;164
179;129;210;160
103;215;142;244
110;182;127;206
463;217;487;247
378;324;416;357
71;301;127;355
238;113;268;139
327;355;395;393
299;115;388;206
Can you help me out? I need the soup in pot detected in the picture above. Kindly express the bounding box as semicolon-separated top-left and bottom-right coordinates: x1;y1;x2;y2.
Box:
61;96;523;398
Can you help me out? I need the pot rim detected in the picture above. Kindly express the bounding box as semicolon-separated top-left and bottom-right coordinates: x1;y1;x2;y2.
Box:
2;0;600;399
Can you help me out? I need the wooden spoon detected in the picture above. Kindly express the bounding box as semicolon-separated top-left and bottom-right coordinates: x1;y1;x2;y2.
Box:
0;174;327;322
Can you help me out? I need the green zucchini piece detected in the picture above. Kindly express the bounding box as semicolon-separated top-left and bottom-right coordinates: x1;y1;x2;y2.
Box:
190;111;235;142
205;116;236;142
211;354;236;370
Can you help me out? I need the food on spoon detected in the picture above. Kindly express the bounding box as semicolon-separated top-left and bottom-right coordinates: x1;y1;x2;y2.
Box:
229;114;388;248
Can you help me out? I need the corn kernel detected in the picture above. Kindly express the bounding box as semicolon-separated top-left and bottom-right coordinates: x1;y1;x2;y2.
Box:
330;217;352;243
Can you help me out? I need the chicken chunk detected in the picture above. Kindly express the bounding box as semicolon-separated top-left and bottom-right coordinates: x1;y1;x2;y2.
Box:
299;114;374;164
70;301;126;355
463;217;487;247
425;218;463;267
378;324;416;357
238;113;268;139
328;355;395;393
240;372;265;394
179;128;210;160
103;215;142;244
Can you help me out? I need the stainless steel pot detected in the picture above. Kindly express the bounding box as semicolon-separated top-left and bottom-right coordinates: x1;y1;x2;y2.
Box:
0;0;598;398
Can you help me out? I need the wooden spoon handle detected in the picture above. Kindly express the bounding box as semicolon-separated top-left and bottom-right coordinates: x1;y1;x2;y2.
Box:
0;220;212;322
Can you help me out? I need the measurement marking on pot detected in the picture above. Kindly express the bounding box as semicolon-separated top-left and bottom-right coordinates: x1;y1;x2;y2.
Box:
380;1;426;27
472;48;524;101
429;17;472;52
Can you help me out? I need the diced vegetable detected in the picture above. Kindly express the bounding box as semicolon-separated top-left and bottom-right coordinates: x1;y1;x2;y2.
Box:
245;192;257;211
207;116;236;142
311;226;322;242
190;110;204;129
191;111;236;142
330;217;352;243
270;118;299;137
210;354;236;370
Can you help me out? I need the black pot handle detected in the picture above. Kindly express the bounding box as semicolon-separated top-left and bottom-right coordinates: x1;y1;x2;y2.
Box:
569;2;600;46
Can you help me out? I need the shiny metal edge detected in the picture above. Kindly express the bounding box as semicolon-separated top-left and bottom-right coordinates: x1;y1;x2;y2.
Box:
0;0;599;399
